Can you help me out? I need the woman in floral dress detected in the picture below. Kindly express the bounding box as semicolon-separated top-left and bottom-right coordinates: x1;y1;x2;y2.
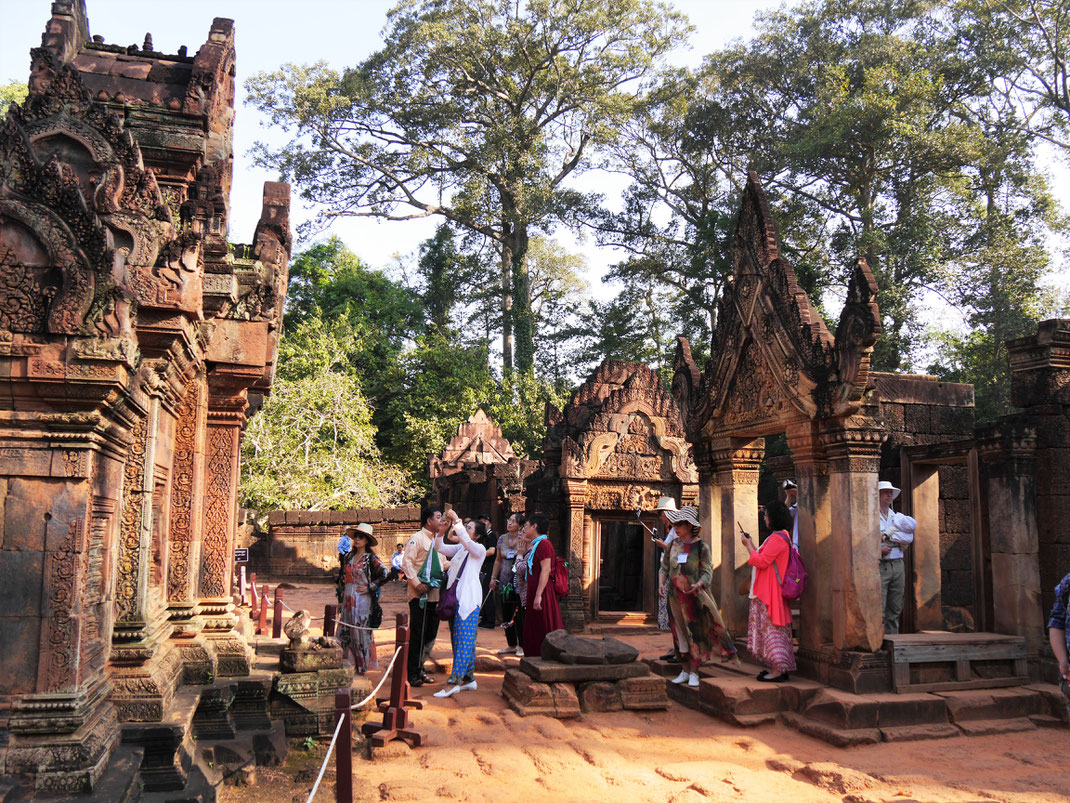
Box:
662;506;738;686
336;523;388;674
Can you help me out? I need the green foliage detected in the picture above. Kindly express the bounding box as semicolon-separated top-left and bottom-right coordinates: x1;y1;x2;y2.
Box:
240;315;415;512
246;0;690;374
0;80;28;109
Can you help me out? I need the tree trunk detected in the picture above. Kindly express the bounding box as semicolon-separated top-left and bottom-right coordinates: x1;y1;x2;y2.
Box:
501;222;514;375
508;223;534;375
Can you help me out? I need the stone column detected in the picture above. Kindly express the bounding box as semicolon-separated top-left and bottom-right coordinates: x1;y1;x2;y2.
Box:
786;422;832;650
711;437;763;636
1;409;128;794
166;375;214;683
198;374;252;676
905;462;943;630
978;421;1044;659
561;478;587;631
108;388;182;722
692;443;719;598
822;420;885;652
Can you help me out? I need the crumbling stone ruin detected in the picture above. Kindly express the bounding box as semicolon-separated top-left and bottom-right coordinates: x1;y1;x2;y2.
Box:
0;1;287;794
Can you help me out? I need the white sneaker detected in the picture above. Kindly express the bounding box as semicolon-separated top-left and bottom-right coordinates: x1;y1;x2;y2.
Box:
433;685;462;698
515;648;524;657
671;670;689;684
496;647;513;655
459;680;477;692
687;673;700;687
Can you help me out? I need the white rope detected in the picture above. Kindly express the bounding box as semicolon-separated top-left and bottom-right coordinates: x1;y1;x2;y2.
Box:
332;619;386;632
351;645;403;710
305;710;345;803
251;584;259;601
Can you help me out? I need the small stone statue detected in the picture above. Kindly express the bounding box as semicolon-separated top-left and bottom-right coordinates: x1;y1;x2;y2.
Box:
284;609;313;650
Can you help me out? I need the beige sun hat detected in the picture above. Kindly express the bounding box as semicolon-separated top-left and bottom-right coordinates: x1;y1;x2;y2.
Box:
877;480;901;501
343;522;378;547
654;496;678;512
664;506;700;529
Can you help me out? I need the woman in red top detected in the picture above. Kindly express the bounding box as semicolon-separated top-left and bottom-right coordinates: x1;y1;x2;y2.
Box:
740;500;797;682
522;512;564;657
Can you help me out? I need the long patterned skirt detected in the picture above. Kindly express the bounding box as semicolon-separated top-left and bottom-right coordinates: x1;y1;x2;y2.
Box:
746;598;796;674
667;585;738;672
338;584;378;674
448;608;480;685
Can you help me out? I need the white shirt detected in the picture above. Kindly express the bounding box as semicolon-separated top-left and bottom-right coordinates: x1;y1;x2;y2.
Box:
789;502;799;547
880;509;916;560
435;522;488;620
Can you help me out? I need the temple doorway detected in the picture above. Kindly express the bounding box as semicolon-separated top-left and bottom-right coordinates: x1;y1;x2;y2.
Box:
595;515;657;615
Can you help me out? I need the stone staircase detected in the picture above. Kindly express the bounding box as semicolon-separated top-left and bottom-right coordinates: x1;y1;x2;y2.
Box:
648;658;1068;745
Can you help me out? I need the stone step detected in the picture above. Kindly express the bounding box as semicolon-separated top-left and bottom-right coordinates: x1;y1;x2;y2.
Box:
933;685;1057;723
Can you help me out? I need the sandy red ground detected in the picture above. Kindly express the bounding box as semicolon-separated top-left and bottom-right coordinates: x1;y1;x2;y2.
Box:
222;579;1068;803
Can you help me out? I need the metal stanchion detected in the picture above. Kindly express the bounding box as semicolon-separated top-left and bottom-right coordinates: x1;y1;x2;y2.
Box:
334;688;353;803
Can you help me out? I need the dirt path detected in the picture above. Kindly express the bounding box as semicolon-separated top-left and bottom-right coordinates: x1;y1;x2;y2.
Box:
224;580;1067;803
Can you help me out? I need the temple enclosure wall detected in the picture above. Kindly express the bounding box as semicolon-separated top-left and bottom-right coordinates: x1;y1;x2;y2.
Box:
252;507;422;577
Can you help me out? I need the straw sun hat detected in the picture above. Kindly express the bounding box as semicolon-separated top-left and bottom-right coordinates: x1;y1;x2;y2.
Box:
663;506;701;529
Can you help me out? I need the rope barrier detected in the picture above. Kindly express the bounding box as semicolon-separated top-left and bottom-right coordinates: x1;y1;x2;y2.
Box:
351;645;402;710
305;710;345;803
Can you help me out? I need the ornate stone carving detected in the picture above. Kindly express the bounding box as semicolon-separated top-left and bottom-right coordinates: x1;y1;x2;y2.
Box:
115;415;148;624
201;424;236;598
167;377;200;602
42;519;84;692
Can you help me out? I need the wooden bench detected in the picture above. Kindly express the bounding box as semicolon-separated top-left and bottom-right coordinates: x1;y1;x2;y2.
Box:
883;632;1028;693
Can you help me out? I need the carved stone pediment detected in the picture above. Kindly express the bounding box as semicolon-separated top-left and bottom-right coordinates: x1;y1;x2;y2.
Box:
674;172;881;438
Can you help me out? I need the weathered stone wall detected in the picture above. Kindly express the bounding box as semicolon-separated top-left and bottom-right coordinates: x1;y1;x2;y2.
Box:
874;373;977;631
252;507;422;577
1008;320;1070;631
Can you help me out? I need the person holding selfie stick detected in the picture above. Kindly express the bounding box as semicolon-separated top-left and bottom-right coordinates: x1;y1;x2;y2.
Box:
661;506;738;687
739;500;797;682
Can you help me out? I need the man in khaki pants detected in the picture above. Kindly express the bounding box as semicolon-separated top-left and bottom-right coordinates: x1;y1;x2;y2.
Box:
878;480;916;634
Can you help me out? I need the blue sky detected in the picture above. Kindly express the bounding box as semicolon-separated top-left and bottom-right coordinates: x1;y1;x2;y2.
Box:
2;0;1067;322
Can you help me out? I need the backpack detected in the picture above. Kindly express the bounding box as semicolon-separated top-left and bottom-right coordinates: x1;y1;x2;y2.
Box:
551;556;569;597
772;532;808;600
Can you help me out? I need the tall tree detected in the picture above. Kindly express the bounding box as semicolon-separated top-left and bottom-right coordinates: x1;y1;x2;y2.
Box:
246;0;689;374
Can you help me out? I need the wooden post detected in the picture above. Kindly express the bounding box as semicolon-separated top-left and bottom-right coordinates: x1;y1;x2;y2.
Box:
249;573;258;618
334;687;353;803
272;586;285;639
324;604;337;637
257;584;269;635
361;612;424;747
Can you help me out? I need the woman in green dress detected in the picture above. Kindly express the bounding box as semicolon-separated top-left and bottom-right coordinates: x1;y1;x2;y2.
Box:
661;506;738;686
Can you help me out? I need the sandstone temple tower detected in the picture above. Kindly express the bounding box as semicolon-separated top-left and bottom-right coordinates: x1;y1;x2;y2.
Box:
0;1;289;793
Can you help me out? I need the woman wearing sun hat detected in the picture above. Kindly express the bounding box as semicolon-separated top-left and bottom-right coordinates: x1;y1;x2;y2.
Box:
878;480;915;635
336;523;388;674
661;506;738;686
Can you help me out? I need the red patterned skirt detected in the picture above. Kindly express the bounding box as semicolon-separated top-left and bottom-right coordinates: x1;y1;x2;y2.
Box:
747;598;796;674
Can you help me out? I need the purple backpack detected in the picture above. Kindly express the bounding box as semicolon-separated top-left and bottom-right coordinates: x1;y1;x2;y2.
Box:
772;532;808;600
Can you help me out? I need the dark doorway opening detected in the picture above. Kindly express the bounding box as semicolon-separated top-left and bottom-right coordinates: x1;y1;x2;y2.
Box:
598;521;645;612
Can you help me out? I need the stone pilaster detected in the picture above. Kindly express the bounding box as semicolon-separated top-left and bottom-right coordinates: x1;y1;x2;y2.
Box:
562;478;588;631
710;437;763;637
786;422;832;651
977;420;1044;660
108;388;182;722
198;374;252;676
821;419;885;652
165;375;215;684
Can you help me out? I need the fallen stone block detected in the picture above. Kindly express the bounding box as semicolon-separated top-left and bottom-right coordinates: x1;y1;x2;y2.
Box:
617;675;669;710
541;630;639;665
519;656;648;683
578;682;622;713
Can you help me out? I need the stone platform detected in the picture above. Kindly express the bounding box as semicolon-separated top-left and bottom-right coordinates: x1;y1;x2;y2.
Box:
501;632;669;717
648;658;1068;746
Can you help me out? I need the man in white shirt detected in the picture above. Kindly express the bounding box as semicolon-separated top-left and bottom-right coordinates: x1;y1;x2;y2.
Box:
878;480;916;635
783;479;799;547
